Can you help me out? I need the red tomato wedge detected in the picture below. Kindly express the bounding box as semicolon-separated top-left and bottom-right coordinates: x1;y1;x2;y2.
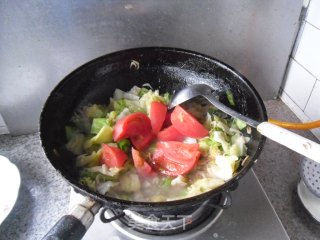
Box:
132;148;154;177
113;112;152;141
131;131;155;151
100;144;128;168
150;101;167;133
171;105;209;138
157;125;185;142
152;141;200;176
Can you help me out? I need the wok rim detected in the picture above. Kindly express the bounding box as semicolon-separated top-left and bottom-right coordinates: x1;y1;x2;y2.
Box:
39;46;267;209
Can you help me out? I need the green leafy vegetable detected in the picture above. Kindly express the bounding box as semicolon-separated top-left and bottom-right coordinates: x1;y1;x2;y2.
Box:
84;125;113;149
65;126;77;141
138;87;149;97
86;104;107;118
113;99;127;112
79;177;96;190
80;169;118;181
226;90;235;106
118;172;141;192
105;111;118;126
234;119;247;130
117;139;131;152
91;118;107;134
66;133;86;155
76;150;101;167
161;177;172;187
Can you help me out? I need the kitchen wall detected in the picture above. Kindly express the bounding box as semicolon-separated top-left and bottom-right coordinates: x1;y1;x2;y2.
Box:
281;0;320;140
0;0;303;135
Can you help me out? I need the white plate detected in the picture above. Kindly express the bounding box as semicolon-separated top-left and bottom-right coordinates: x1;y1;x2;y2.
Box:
297;179;320;222
0;155;21;225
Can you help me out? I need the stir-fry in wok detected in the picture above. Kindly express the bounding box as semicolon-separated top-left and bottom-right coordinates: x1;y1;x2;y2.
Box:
65;86;250;202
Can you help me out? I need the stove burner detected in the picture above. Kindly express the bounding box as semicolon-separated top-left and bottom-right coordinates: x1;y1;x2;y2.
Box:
102;192;230;239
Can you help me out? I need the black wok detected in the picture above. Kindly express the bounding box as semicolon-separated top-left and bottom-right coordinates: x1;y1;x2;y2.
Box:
40;47;267;239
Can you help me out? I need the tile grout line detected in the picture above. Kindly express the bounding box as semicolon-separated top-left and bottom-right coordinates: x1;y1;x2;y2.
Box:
292;58;319;80
305;20;320;31
302;78;318;111
281;89;305;113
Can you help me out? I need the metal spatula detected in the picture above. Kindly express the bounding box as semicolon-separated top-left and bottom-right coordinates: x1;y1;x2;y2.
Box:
169;84;320;163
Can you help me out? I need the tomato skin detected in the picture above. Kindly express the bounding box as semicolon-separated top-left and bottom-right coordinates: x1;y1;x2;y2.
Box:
171;105;209;138
113;113;152;141
131;148;154;177
131;131;155;151
150;102;167;133
100;144;128;168
157;125;185;142
152;141;200;176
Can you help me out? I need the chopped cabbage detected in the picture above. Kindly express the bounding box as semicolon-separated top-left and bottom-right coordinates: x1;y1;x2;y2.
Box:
116;108;130;120
105;111;118;126
139;89;169;114
86;104;107;118
76;150;101;167
87;164;122;177
118;171;141;192
80;169;118;182
187;178;225;197
90;118;107;134
66;133;86;155
161;177;172;187
84;125;113;149
171;175;187;187
97;181;117;195
234;119;247;130
208;155;238;181
67;86;251;202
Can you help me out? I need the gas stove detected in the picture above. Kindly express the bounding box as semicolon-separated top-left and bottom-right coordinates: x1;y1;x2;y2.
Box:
71;170;289;240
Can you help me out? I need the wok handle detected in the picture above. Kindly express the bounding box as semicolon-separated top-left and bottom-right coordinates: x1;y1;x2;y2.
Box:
42;215;86;240
42;198;101;240
257;122;320;163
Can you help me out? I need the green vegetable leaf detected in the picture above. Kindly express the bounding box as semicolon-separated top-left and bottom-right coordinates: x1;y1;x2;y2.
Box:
163;92;171;104
235;119;247;130
86;104;107;118
84;125;113;149
65;126;76;141
226;90;236;106
105;111;118;126
79;177;96;190
161;177;172;187
76;150;101;167
208;107;218;116
138;88;149;97
117;139;131;152
91;118;107;134
114;99;127;112
66;133;86;155
80;169;118;181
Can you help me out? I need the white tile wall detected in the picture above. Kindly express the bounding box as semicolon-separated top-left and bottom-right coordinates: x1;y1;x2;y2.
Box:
281;91;320;140
306;0;320;29
295;22;320;79
281;0;320;141
305;80;320;120
282;59;316;110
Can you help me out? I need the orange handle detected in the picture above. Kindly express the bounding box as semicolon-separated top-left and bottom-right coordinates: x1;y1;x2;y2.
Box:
268;118;320;130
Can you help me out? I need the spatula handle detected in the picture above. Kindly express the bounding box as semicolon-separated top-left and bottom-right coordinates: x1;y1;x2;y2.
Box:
257;122;320;163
